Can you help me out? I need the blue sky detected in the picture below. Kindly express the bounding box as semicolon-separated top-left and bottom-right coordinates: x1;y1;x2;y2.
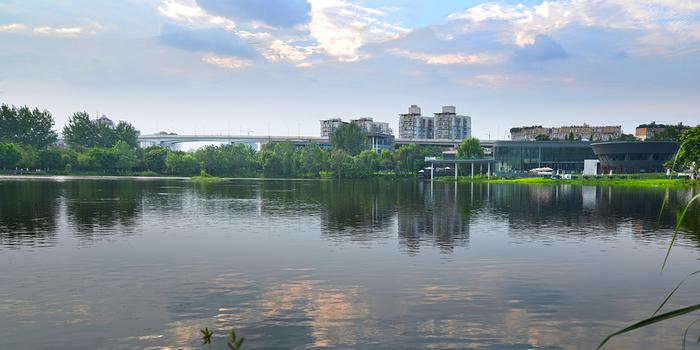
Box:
0;0;698;139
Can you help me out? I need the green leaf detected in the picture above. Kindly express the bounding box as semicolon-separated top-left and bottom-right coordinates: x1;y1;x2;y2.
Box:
682;318;700;350
662;192;700;271
597;303;700;349
652;270;700;317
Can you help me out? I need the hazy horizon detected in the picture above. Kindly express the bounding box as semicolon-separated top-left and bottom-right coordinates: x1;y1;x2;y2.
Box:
1;0;698;138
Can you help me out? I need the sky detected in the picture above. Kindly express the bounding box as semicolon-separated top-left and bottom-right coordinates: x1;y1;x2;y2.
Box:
0;0;699;140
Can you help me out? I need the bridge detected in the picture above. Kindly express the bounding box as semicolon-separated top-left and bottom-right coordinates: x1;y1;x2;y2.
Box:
137;133;496;150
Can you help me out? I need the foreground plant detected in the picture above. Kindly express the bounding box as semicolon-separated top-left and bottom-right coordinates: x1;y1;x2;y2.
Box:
597;153;700;349
199;328;244;349
200;327;213;345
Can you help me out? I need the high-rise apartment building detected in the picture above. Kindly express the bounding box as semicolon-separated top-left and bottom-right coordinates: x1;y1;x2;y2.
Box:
433;106;471;140
320;118;348;137
399;105;434;139
321;117;394;152
399;105;472;140
351;118;392;135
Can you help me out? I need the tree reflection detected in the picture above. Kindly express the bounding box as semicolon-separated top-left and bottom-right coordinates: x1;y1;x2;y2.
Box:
63;179;144;241
0;180;61;248
317;180;396;241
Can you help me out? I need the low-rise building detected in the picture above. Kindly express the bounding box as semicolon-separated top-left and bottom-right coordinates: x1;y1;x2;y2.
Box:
493;141;596;174
511;124;622;141
635;122;689;141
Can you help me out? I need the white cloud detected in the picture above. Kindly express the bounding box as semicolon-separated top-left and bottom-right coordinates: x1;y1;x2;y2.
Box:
158;0;236;31
201;54;252;68
388;48;505;65
447;0;700;53
0;23;26;32
308;0;408;61
34;26;83;35
456;73;576;89
263;40;313;62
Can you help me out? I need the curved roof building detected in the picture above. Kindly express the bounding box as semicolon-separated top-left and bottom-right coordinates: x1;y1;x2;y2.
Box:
591;141;678;174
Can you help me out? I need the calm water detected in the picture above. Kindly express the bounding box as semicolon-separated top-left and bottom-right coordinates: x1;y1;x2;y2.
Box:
1;177;700;350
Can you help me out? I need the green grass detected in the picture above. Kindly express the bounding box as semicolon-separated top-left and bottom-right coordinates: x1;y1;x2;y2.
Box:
434;175;698;187
190;170;221;181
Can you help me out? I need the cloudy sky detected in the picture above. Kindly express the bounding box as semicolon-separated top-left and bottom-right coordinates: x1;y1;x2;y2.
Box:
1;0;698;139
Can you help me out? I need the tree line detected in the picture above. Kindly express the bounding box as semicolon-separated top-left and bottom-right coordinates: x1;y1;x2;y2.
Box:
0;104;451;177
4;102;696;178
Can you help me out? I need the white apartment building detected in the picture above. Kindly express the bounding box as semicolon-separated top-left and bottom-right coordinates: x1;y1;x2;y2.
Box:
433;106;471;140
399;105;434;139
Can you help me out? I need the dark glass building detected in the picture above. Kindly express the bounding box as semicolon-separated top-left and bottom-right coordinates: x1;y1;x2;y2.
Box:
493;141;596;174
591;141;678;174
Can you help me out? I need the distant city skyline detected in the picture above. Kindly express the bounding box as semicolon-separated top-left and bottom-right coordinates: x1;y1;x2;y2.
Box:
1;0;698;139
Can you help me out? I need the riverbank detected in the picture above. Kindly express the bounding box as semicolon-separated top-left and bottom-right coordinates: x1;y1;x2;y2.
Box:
433;175;699;187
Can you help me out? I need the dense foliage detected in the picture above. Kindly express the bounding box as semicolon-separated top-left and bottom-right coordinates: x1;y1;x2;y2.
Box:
676;125;700;178
330;123;367;156
0;102;456;178
0;104;57;148
457;137;484;158
63;112;138;148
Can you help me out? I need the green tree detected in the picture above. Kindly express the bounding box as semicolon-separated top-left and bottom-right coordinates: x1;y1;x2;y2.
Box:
63;112;101;148
378;149;395;173
37;148;65;171
615;133;637;141
114;121;139;148
330;123;367;156
650;125;686;141
0;143;21;169
396;144;429;175
356;149;379;174
112;140;137;172
165;152;200;175
83;148;119;171
196;144;258;177
15;144;37;169
457;137;485;158
328;149;353;178
298;143;325;177
534;134;551;141
676;125;700;178
143;147;168;173
0;104;58;148
259;142;297;177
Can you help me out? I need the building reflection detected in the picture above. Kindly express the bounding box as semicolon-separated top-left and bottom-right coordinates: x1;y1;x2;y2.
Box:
397;181;483;254
487;183;700;242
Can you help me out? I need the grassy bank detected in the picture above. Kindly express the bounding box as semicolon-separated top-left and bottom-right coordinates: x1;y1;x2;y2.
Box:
434;175;698;187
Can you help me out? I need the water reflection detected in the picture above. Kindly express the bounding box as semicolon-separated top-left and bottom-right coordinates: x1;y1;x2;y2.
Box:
63;180;145;243
1;177;700;350
1;178;699;250
0;179;61;248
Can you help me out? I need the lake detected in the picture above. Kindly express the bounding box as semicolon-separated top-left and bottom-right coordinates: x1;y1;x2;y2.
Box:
1;177;699;349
